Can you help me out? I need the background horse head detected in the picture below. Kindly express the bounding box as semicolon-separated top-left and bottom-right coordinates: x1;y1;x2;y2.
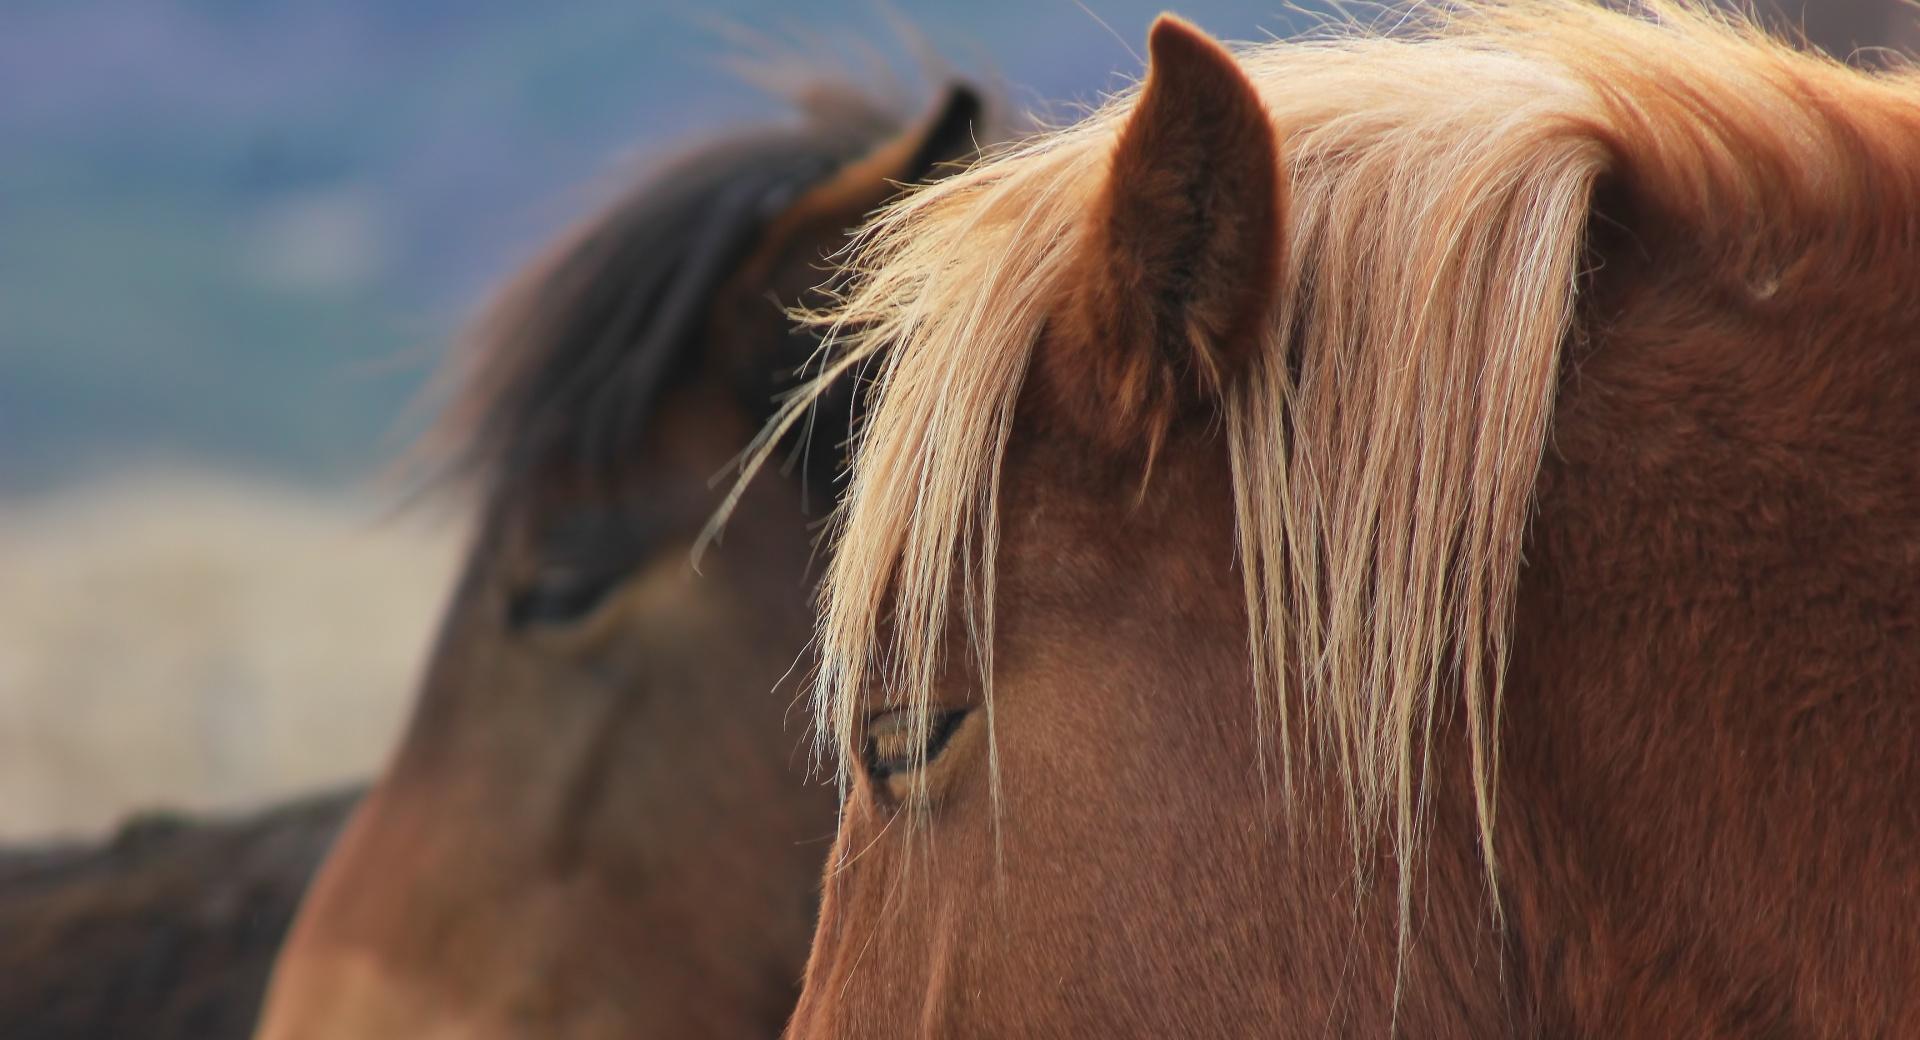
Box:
751;4;1920;1035
253;81;985;1039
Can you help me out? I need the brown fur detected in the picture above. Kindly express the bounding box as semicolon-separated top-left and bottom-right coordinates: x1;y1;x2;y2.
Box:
1493;232;1920;1035
254;84;988;1040
764;4;1920;1036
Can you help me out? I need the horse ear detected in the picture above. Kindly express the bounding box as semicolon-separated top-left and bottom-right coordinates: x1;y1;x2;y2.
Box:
716;85;984;323
897;84;986;185
1047;16;1282;453
712;85;987;491
768;84;984;255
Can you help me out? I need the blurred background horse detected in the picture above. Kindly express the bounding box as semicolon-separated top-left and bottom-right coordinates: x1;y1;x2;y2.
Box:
253;81;987;1039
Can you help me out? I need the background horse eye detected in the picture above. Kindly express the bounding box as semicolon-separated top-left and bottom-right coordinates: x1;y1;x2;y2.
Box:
506;561;630;629
862;709;970;783
505;508;654;629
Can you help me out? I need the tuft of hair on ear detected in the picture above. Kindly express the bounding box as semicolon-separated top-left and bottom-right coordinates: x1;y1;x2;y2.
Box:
1046;15;1283;461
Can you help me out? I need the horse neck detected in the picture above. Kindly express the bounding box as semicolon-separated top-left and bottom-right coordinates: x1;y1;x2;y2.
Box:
1491;241;1920;1030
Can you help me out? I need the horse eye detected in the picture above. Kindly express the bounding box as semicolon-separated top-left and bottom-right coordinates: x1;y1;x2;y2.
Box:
506;508;652;630
862;708;970;782
506;562;628;629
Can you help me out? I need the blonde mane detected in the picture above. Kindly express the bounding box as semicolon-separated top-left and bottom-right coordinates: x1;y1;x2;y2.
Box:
722;0;1920;932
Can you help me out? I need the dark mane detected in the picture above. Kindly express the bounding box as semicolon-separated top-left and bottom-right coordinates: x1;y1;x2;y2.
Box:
429;84;907;500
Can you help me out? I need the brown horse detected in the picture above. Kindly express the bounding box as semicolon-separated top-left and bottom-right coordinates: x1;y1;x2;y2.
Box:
739;3;1920;1035
253;82;986;1039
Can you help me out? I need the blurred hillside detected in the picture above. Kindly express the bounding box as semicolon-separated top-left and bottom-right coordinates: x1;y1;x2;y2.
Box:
0;470;458;840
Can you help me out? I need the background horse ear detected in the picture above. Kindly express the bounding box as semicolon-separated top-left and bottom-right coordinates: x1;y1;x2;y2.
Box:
743;83;984;281
716;83;985;337
1047;16;1283;455
713;83;987;495
897;84;987;188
